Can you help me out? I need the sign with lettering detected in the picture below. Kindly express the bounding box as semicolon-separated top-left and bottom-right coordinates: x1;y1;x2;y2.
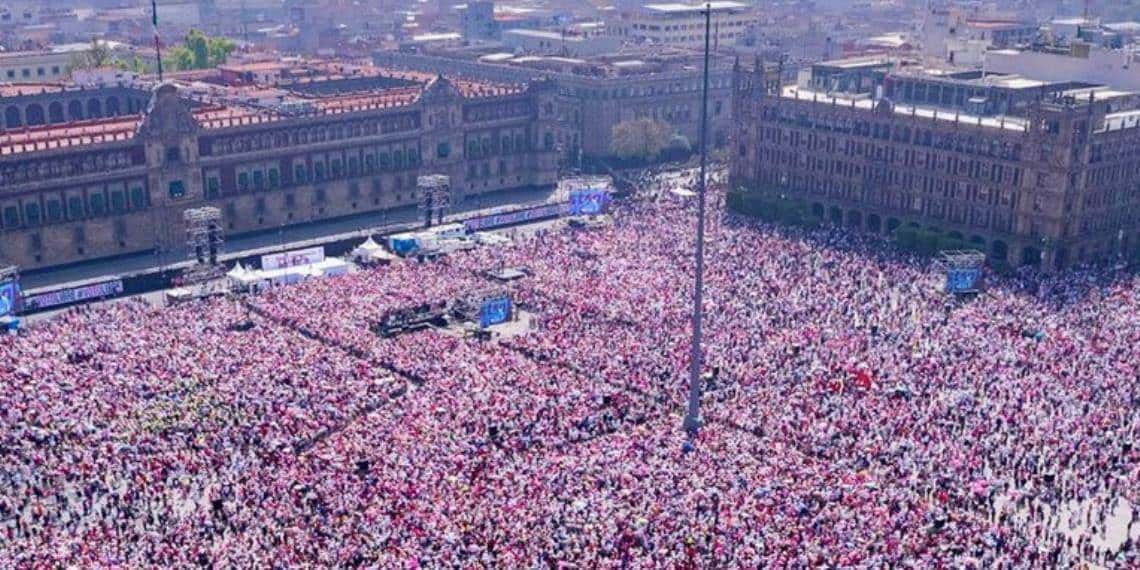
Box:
22;280;123;312
261;246;326;271
463;203;567;233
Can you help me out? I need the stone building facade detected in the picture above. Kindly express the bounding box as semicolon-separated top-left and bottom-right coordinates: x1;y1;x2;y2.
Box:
374;50;735;163
0;75;559;271
0;84;150;129
731;59;1140;270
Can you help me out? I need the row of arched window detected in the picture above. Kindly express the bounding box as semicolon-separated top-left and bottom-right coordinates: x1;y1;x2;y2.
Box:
2;96;143;129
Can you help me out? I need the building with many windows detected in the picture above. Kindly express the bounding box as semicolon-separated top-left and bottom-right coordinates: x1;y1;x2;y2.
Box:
608;1;754;49
0;70;559;271
731;58;1140;270
376;47;735;163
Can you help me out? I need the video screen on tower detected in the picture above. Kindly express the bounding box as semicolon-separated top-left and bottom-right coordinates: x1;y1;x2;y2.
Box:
479;297;512;328
0;279;19;318
569;190;610;216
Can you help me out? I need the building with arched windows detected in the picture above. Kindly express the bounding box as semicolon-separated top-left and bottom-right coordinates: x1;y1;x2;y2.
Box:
0;71;559;271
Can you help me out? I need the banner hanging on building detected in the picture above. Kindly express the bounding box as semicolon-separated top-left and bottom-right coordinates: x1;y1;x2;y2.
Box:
22;280;123;312
262;246;326;270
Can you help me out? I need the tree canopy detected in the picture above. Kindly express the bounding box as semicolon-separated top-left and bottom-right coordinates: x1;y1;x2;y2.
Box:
67;39;112;72
163;30;236;72
610;118;674;162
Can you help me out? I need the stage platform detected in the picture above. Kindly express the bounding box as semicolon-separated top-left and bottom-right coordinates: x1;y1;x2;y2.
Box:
487;267;528;282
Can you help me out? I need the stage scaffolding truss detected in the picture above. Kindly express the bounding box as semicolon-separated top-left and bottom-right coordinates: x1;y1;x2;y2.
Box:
182;207;225;284
418;174;451;229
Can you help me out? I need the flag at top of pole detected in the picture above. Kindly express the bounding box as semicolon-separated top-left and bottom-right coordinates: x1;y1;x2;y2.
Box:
152;0;164;81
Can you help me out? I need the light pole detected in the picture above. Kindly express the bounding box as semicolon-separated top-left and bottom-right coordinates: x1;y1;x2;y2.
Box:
683;3;713;436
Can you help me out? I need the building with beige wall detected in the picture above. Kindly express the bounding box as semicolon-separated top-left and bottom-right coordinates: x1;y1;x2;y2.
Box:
0;71;560;271
609;1;754;49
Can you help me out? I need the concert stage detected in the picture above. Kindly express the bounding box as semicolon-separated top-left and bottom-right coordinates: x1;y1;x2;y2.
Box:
371;287;515;338
486;267;528;282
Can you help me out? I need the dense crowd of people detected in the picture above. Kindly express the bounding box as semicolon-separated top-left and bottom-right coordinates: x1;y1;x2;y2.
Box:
1;173;1138;567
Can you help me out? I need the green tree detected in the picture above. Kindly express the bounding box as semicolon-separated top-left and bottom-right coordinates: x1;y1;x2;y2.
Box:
128;55;148;74
162;31;237;71
610;118;673;162
206;36;236;66
186;29;210;69
163;46;195;72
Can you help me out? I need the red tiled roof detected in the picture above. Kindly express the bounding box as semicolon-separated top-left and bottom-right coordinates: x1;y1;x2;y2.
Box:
311;87;422;113
0;116;139;157
0;83;69;97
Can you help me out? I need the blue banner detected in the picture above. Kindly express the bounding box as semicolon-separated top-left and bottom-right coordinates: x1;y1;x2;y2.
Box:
946;268;982;293
22;279;123;312
0;280;18;317
569;190;610;215
464;203;567;233
389;237;421;256
479;297;512;328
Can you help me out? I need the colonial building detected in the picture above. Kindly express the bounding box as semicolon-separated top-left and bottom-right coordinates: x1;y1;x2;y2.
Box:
375;47;735;163
731;58;1140;270
0;73;559;271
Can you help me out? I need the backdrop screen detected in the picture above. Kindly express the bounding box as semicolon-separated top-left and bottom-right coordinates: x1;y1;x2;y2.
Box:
946;268;982;293
569;190;610;215
479;297;512;328
0;280;18;317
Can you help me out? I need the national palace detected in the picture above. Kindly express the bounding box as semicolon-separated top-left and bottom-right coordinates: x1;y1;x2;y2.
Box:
0;64;558;271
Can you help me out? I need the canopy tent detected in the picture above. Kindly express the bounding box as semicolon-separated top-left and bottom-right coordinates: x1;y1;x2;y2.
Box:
226;262;247;279
227;262;265;288
351;237;397;264
257;257;351;285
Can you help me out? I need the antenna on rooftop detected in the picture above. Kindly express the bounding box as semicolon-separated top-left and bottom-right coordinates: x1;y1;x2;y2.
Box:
242;0;251;45
152;0;163;81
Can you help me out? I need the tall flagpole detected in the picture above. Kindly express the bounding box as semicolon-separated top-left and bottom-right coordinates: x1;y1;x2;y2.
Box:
152;0;164;81
683;3;712;436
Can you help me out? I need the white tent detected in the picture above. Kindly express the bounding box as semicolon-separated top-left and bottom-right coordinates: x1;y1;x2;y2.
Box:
353;237;397;264
226;262;246;279
227;262;265;288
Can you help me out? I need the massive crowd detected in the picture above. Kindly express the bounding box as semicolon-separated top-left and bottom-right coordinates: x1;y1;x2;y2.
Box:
1;172;1138;567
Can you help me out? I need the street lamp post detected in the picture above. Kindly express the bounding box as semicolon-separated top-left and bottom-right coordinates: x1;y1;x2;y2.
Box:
683;3;713;436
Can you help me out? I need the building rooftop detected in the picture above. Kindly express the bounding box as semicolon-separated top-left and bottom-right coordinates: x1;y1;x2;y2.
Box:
1104;21;1140;33
0;83;68;97
411;32;463;42
988;76;1047;89
1052;17;1096;27
965;19;1035;31
479;52;516;62
1101;108;1140;132
641;1;748;14
0;116;139;157
780;85;1030;133
218;61;294;73
816;56;894;70
503;29;576;41
0;67;529;157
